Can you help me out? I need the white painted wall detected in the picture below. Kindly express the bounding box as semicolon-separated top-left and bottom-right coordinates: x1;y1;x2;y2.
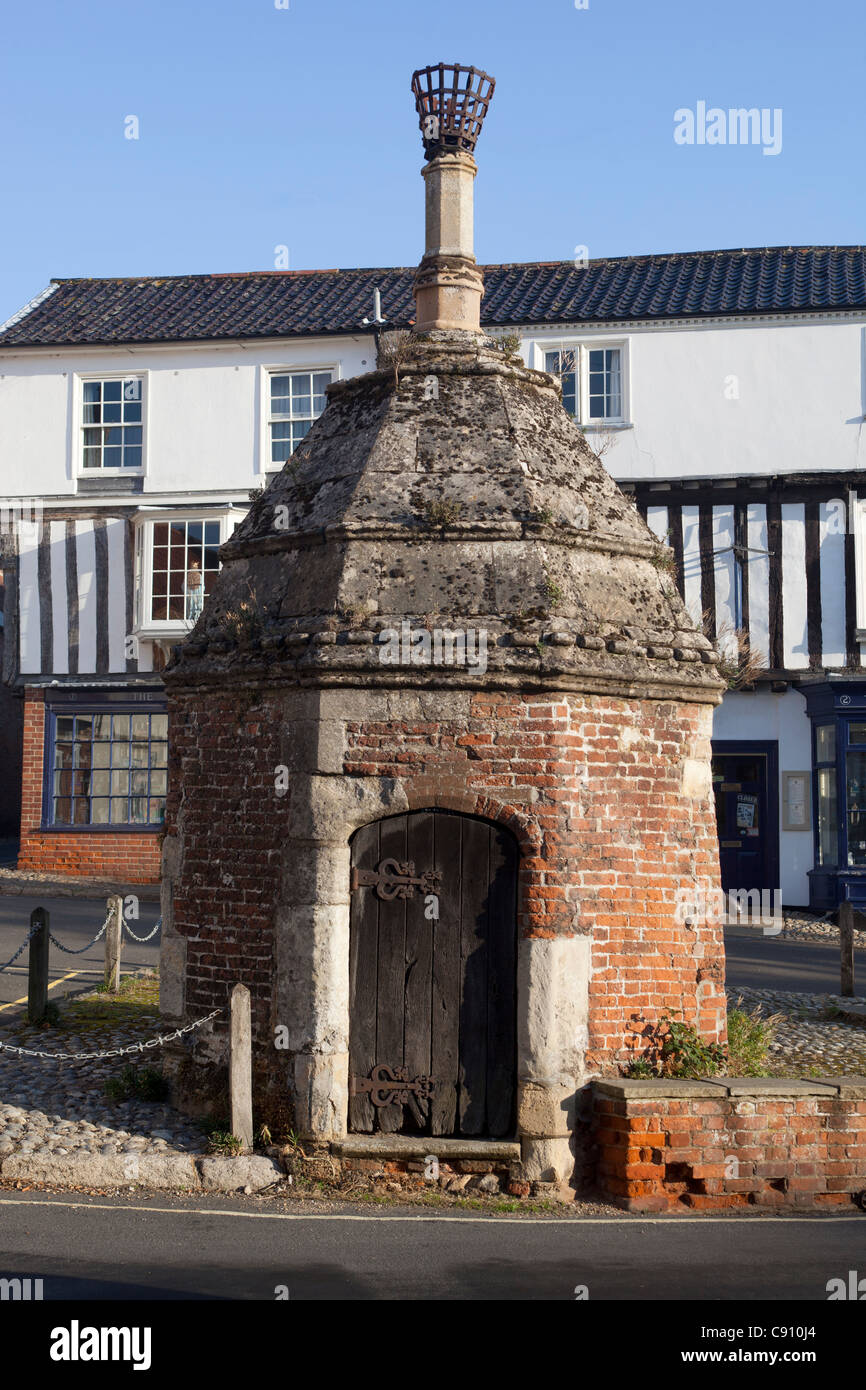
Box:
1;315;863;498
0;336;375;497
525;317;866;482
712;687;814;906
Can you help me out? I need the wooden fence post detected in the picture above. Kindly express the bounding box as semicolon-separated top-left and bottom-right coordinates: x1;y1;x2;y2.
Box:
839;900;855;998
104;895;123;993
27;907;49;1024
230;983;254;1152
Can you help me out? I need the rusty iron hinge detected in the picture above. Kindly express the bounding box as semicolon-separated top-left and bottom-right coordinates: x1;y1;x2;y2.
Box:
350;1064;436;1108
351;857;442;900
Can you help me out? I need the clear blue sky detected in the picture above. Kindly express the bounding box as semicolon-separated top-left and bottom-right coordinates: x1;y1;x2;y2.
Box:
1;0;864;325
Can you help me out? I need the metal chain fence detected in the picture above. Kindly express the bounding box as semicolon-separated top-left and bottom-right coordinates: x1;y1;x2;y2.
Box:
0;1009;222;1062
0;902;161;969
1;899;176;1065
122;917;162;943
0;920;44;975
48;909;112;956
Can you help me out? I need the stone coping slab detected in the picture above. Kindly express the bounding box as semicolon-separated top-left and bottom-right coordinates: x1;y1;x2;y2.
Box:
594;1076;864;1099
722;1078;840;1096
331;1135;521;1161
594;1079;727;1099
0;1152;282;1192
825;1076;866;1098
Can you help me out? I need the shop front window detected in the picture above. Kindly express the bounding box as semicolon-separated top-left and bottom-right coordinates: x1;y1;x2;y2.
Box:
48;708;167;828
814;724;837;868
847;750;866;867
816;724;835;763
817;766;838;867
803;688;866;906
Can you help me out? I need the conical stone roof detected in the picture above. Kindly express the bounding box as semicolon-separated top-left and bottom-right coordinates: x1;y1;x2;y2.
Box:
166;330;723;703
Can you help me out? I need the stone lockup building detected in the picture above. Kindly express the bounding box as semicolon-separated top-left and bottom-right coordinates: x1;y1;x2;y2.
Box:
159;63;726;1191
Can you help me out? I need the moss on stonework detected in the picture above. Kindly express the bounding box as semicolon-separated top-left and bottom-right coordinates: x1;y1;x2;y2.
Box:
165;336;722;703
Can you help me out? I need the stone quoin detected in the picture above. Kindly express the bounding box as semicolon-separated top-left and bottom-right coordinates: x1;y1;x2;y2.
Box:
159;62;727;1191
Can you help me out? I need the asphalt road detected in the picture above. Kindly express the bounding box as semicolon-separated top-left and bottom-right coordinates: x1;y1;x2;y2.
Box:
0;1190;863;1300
723;929;859;995
0;895;161;1012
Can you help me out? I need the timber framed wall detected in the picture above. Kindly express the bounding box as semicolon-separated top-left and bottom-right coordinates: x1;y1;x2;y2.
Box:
627;473;866;679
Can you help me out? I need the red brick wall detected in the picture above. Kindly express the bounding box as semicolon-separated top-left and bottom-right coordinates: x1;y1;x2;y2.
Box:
164;695;281;1032
594;1081;866;1210
344;692;725;1071
166;688;725;1072
17;688;161;883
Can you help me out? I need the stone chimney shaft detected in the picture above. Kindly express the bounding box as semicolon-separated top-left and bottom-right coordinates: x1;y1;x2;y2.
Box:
411;63;495;335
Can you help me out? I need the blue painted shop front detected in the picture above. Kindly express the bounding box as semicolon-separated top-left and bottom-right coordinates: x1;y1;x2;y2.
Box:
804;680;866;912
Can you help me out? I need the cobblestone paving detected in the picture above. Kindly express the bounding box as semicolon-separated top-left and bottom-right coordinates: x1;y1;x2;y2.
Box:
728;984;866;1077
0;997;204;1161
774;909;866;948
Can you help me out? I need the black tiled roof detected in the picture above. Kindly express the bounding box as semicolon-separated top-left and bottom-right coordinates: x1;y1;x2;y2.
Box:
2;246;864;348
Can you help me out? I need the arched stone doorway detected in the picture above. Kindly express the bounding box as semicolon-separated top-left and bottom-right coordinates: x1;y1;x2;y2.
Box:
348;809;518;1138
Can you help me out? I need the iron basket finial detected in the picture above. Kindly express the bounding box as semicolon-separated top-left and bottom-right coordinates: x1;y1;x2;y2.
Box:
411;62;496;161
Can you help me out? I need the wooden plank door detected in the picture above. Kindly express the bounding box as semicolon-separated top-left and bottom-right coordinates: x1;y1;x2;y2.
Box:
348;810;518;1138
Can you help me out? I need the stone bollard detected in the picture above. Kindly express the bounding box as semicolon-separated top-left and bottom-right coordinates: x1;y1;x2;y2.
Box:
230;983;254;1153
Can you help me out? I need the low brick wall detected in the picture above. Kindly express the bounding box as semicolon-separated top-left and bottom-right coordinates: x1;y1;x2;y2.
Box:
16;830;161;883
592;1077;866;1211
